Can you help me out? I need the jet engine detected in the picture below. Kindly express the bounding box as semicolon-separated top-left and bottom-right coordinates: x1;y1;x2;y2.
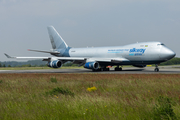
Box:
133;64;146;68
48;60;62;68
84;62;99;70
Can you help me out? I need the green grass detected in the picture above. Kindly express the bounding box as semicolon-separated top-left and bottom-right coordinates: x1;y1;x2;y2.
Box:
0;74;180;119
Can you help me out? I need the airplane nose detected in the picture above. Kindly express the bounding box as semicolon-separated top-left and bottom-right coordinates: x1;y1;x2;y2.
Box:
160;47;176;60
168;51;176;59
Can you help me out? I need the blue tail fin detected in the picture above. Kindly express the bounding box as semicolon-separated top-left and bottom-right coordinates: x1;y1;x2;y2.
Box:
47;26;68;49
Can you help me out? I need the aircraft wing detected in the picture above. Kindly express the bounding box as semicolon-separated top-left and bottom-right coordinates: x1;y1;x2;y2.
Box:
5;53;49;60
4;53;85;61
88;58;130;62
4;53;129;63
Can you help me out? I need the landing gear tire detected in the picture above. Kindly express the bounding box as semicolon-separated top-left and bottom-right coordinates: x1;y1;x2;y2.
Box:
100;68;110;71
154;64;160;72
92;68;109;72
92;69;97;72
103;68;110;71
154;68;159;72
115;67;122;71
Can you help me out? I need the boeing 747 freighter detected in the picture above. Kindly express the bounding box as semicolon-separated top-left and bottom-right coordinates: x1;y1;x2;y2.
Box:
5;26;176;72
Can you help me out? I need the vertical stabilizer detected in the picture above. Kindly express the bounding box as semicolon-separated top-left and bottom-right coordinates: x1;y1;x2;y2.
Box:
47;26;68;49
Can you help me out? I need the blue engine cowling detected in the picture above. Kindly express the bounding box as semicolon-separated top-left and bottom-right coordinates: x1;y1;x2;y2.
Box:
133;64;146;68
48;60;62;68
84;62;99;70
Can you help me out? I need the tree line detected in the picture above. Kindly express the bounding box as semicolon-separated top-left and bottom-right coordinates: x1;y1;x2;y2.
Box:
160;57;180;65
0;60;47;67
0;60;78;67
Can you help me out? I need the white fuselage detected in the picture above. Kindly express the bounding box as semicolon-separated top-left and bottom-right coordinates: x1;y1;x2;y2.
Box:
57;42;175;65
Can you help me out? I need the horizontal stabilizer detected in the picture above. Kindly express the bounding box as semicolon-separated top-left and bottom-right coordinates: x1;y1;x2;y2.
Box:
28;49;60;54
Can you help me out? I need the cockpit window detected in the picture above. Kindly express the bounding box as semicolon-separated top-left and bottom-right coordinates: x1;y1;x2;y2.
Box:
157;43;165;46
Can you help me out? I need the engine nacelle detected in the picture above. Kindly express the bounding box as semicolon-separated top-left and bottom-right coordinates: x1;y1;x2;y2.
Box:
48;60;62;68
84;62;99;70
133;64;146;68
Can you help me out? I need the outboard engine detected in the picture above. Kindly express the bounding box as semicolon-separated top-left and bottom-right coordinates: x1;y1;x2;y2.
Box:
133;64;146;68
48;60;62;68
84;62;99;70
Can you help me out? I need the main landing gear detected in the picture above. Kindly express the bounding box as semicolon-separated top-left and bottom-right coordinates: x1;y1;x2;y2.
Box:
115;66;122;71
100;67;110;71
92;66;123;72
92;66;110;72
154;64;159;72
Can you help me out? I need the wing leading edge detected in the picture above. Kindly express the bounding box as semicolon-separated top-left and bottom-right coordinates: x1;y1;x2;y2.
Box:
4;53;129;63
4;53;85;61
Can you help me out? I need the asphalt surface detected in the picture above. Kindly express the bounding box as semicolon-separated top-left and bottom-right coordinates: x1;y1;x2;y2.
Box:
0;66;180;74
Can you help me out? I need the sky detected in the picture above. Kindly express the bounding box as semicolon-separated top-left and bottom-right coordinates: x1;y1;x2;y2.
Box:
0;0;180;61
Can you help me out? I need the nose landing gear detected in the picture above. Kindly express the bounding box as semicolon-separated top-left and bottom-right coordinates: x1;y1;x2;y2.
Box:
154;64;159;72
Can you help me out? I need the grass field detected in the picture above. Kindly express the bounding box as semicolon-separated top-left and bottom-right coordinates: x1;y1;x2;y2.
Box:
0;74;180;120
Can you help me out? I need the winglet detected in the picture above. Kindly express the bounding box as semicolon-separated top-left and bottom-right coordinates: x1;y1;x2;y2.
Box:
4;53;15;58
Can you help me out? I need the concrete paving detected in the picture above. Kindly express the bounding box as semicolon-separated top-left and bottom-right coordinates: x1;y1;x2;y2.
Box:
0;66;180;74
